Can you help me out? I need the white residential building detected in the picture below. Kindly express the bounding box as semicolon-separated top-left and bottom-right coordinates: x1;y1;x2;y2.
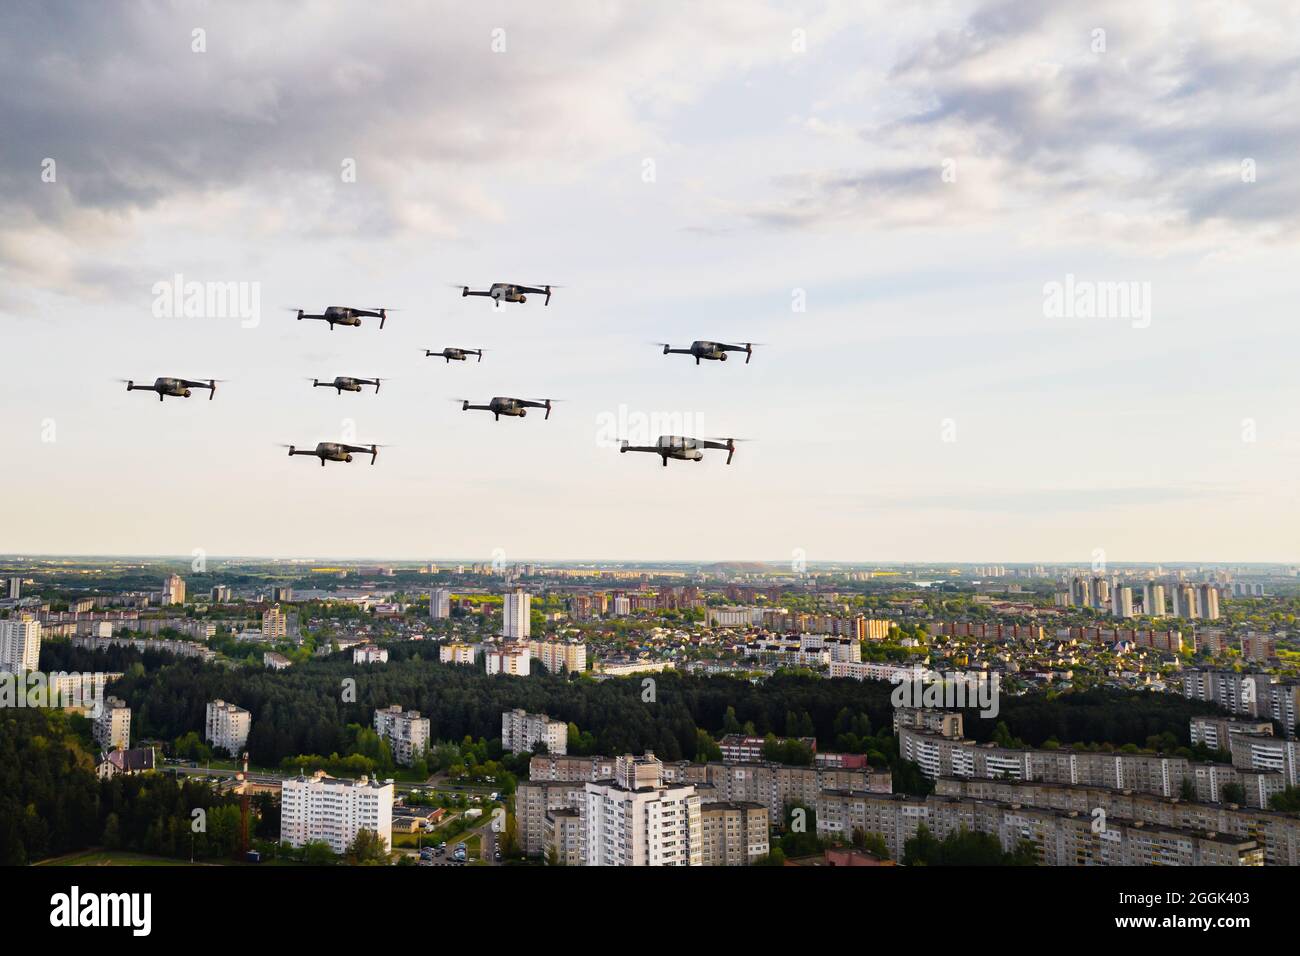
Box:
205;699;252;756
527;639;587;674
502;708;567;755
581;753;702;866
503;589;531;640
486;642;530;676
439;642;477;665
430;588;452;619
280;771;394;854
353;644;388;664
94;695;132;751
0;615;41;673
373;705;430;767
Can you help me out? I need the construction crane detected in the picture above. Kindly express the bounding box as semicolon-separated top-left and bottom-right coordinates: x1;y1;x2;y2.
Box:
236;751;251;857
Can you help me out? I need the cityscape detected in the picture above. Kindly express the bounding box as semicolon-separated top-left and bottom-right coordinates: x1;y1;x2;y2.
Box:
2;0;1291;937
2;557;1298;873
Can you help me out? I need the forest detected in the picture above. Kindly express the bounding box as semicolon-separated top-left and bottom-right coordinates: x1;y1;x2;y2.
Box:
41;640;1224;767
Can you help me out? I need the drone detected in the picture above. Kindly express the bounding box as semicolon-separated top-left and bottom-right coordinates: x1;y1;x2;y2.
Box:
285;442;380;466
125;377;218;401
460;284;553;306
293;306;391;330
426;347;484;363
660;341;755;364
620;435;738;467
312;376;382;394
460;397;554;421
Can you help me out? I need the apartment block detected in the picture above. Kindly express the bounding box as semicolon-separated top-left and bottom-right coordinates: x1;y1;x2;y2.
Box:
280;771;394;854
937;776;1300;866
373;705;430;767
526;639;587;674
0;615;41;673
699;801;769;865
502;708;567;756
581;753;702;866
1190;716;1273;751
485;642;530;676
816;790;1262;866
205;699;252;756
94;695;131;751
719;734;816;763
439;642;476;665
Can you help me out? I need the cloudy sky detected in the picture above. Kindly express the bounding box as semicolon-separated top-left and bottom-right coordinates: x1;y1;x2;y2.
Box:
3;0;1300;563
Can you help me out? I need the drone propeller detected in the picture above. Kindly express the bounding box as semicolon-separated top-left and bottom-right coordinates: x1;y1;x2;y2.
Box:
705;436;752;464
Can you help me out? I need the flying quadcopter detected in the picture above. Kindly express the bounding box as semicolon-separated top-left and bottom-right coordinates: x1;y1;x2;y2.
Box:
460;397;555;421
459;283;554;306
125;377;218;401
284;442;381;466
293;306;392;330
620;435;740;467
659;340;756;365
426;347;484;363
312;376;382;394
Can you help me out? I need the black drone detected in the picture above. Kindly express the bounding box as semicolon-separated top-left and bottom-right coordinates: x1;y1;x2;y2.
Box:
294;306;391;330
461;397;554;421
285;442;381;466
620;436;738;467
460;283;553;306
312;376;382;394
426;347;484;363
660;340;755;364
126;377;218;401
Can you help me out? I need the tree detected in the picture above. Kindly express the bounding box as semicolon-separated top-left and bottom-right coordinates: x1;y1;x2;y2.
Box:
344;828;390;865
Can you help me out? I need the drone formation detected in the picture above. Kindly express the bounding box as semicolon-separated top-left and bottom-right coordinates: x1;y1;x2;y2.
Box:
128;287;759;469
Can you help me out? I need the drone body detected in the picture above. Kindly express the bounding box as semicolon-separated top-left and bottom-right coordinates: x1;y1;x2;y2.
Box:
461;396;553;421
662;340;754;365
620;435;737;467
295;306;389;330
287;442;380;466
427;347;483;363
460;283;552;306
127;377;217;401
313;376;381;394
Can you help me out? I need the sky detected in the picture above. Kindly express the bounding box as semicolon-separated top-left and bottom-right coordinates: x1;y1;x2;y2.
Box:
3;0;1300;564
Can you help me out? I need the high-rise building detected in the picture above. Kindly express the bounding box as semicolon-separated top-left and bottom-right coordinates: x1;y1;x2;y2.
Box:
205;699;251;755
6;577;21;600
502;589;531;639
502;708;567;755
1173;584;1199;619
262;604;287;639
0;615;41;673
162;574;186;606
280;771;394;854
699;801;769;866
373;705;430;766
430;588;452;619
273;586;293;603
1111;586;1134;619
581;753;702;866
94;696;132;751
1143;583;1166;617
1199;584;1221;621
210;585;231;602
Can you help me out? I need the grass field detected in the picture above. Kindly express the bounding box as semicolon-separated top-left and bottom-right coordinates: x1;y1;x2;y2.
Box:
38;850;200;867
